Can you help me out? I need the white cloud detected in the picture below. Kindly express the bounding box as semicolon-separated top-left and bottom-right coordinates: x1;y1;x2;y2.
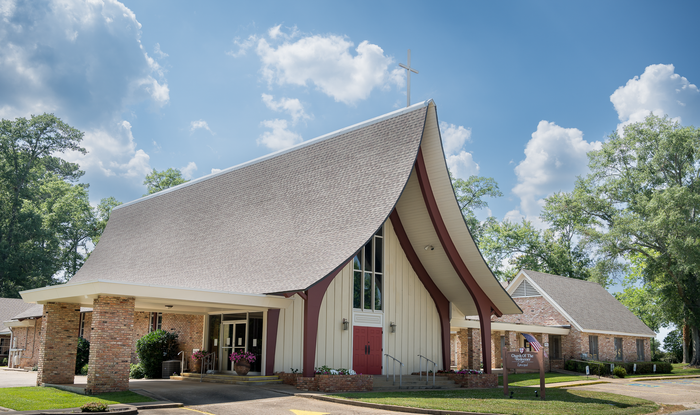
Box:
211;168;223;174
268;24;283;40
190;119;214;134
511;121;601;223
180;161;197;179
261;93;311;124
258;119;303;151
0;0;168;186
226;35;258;58
440;122;472;155
611;64;700;130
256;33;403;104
446;151;479;179
154;42;168;58
64;120;151;179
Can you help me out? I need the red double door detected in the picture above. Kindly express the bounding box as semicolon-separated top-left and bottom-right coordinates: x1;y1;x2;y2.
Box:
353;326;382;375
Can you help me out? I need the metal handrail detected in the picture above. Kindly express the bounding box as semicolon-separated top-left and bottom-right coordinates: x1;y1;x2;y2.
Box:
384;354;404;387
200;352;216;382
418;355;437;386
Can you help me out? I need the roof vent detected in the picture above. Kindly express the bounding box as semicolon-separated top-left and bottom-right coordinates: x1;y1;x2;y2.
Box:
512;280;541;298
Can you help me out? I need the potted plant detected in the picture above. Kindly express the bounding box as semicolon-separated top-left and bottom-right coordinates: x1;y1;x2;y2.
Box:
229;351;256;376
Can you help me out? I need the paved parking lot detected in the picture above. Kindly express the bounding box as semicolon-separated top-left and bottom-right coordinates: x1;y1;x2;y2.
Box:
574;377;700;410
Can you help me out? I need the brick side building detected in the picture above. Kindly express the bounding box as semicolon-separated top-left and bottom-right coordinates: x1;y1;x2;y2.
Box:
450;270;655;371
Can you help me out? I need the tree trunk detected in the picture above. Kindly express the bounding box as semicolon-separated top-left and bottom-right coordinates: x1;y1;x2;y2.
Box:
683;324;690;364
691;325;700;367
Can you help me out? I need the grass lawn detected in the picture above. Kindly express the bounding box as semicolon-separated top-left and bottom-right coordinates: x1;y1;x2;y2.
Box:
499;372;593;386
333;388;659;415
0;387;154;411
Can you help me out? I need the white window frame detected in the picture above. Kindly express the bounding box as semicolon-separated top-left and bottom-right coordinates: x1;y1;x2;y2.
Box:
353;226;384;312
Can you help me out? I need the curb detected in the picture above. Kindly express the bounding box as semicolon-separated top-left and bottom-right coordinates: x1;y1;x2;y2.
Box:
550;381;611;388
625;375;700;382
297;394;506;415
0;402;183;414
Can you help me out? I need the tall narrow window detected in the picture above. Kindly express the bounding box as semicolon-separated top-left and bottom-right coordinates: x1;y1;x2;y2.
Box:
550;335;562;360
614;337;623;361
352;225;383;311
149;312;162;332
636;339;645;361
79;313;86;338
589;335;599;360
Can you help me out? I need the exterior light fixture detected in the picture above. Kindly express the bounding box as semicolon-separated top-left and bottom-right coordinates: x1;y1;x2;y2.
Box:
165;305;174;309
424;245;434;251
342;318;349;330
390;322;397;333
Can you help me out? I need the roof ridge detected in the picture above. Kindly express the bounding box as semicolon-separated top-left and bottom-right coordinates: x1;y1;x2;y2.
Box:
114;100;433;211
522;269;601;286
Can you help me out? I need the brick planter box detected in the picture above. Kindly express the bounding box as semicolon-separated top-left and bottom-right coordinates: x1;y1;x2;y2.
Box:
275;372;303;386
293;374;373;392
447;373;498;388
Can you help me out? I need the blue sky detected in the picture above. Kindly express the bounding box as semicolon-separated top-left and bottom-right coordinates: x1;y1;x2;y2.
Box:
2;1;699;339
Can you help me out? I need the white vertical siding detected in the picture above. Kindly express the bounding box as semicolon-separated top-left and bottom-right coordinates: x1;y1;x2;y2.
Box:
273;219;443;374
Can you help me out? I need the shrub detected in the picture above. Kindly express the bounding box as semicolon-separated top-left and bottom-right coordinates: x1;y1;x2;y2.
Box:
135;329;179;378
1;357;7;366
80;402;108;412
80;364;89;376
130;363;145;379
75;337;90;375
565;359;672;376
613;366;627;378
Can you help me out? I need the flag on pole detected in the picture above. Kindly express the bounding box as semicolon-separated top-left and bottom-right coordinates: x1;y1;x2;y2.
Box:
523;333;548;357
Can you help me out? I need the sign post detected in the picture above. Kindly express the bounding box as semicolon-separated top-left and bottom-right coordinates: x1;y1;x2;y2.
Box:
503;349;545;400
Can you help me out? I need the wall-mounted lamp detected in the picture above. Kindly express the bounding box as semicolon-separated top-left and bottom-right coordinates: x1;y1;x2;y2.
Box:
390;322;397;333
342;318;349;331
424;245;434;251
165;305;173;309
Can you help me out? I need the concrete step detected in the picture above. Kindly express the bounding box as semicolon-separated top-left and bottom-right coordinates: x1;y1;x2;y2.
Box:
171;373;282;385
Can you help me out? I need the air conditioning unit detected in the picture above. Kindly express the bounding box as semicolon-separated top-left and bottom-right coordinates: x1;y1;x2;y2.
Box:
162;360;181;378
580;353;588;360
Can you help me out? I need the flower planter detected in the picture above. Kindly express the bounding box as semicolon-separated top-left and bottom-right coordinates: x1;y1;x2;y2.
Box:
234;360;251;376
294;374;373;392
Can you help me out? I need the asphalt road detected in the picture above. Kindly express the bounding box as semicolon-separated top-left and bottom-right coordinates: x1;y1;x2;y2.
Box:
573;377;700;410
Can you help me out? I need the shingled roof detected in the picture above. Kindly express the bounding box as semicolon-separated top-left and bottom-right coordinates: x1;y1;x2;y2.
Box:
69;103;430;295
0;298;37;334
520;270;656;337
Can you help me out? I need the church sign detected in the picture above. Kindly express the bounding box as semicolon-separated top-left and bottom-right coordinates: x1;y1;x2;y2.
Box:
503;349;546;400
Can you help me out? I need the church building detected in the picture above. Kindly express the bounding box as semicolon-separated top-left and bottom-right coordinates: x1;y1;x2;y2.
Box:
18;100;521;393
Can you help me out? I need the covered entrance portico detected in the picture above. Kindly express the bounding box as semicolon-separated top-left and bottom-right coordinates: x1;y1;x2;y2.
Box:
20;281;292;394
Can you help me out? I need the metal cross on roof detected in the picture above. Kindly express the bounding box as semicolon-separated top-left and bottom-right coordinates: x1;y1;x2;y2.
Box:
399;49;419;107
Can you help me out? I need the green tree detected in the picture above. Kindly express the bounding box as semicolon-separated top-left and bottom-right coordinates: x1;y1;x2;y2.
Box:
664;330;684;363
0;114;86;297
451;175;502;244
143;168;188;195
566;114;700;365
91;196;122;246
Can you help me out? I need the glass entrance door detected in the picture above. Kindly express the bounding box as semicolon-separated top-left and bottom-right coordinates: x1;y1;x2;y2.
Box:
221;322;247;372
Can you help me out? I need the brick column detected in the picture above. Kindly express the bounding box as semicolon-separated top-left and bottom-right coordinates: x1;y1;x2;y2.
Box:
87;296;135;394
492;332;502;368
504;331;517;352
37;302;81;386
458;329;468;369
467;328;481;370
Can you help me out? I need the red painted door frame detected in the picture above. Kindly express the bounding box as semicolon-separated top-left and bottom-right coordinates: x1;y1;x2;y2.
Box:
353;326;382;375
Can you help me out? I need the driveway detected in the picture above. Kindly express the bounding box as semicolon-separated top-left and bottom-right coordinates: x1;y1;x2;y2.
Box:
573;377;700;410
0;369;38;387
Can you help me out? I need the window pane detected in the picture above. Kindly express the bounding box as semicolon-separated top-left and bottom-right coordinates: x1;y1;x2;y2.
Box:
353;255;361;270
364;242;372;271
615;338;623;361
363;272;372;309
375;226;383;237
374;274;382;310
353;271;362;309
374;237;383;272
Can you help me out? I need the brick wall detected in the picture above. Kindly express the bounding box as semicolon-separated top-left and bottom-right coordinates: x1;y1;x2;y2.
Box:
295;375;373;392
81;312;92;341
37;303;80;386
450;333;461;368
494;297;569;326
11;318;42;368
86;296;135;394
275;372;303;385
161;314;205;372
582;333;651;362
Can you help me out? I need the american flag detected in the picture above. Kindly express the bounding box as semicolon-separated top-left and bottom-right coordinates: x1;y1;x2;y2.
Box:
522;333;546;357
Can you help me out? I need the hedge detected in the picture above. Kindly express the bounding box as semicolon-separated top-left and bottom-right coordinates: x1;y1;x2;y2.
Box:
565;359;671;376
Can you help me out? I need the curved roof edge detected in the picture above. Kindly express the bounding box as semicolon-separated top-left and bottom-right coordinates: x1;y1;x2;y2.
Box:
116;100;434;211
